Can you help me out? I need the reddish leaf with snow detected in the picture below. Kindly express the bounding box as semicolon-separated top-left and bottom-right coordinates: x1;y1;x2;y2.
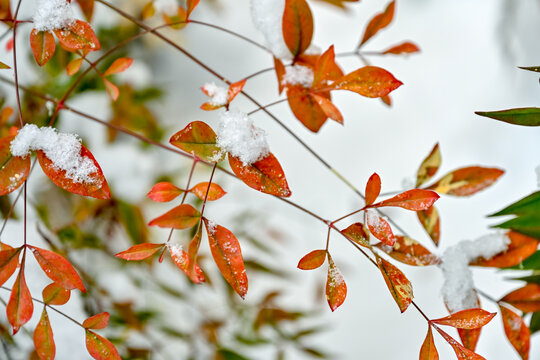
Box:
436;327;486;360
83;312;109;330
34;308;55;360
36;146;110;200
169;121;223;162
42;283;70;306
341;223;370;248
190;182;226;201
372;189;440;211
366;211;395;246
471;231;538;268
169;245;205;284
0;246;21;287
416;143;441;187
383;41;420;55
500;284;540;313
427;166;504;196
104;57;133;76
28;246;85;292
499;305;530;360
54;20;100;52
227;79;247;104
205;219;248;298
7;270;33;334
148;204;201;229
282;0;313;57
0;135;30;195
287;86;329;132
115;243;165;261
29;29;56;66
420;326;439;360
375;235;440;266
330;66;402;98
229;153;291;198
85;330;121;360
297;249;327;270
359;0;395;47
376;254;413;313
365;173;381;206
326;254;347;311
147;182;183;202
417;206;441;246
431;309;496;329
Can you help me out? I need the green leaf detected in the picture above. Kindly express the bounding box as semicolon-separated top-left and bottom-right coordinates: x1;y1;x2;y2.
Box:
519;66;540;73
490;191;540;217
494;214;540;238
506;251;540;270
530;312;540;334
476;108;540;126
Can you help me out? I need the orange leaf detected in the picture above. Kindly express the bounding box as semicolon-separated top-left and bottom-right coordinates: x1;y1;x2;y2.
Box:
372;189;440;211
274;57;286;94
365;172;381;206
499;305;530;360
54;20;100;52
331;66;402;98
186;0;200;18
287;86;329;132
169;121;223;162
471;231;538;268
189;182;227;201
416;143;441;187
382;41;420;55
148;204;201;229
0;61;9;69
375;235;440;266
85;330;121;360
0;246;21;287
359;0;395;47
310;93;343;124
420;326;439;360
36;146;110;200
66;57;83;76
104;57;133;76
376;254;413;313
381;95;392;107
76;0;95;21
501;284;540;313
458;328;482;353
282;0;313;57
7;270;33;334
169;244;205;284
187;225;203;280
205;219;248;298
83;312;109;330
436;327;486;360
0;135;30;196
326;254;347;311
34;308;55;360
431;309;496;329
297;249;327;270
417;206;441;246
114;243;165;261
103;78;119;101
228;153;291;197
147;182;183;202
366;211;395;246
341;222;370;248
162;7;187;29
29;29;56;66
313;45;339;88
42;283;70;306
28;246;85;292
427;166;504;196
227;79;246;104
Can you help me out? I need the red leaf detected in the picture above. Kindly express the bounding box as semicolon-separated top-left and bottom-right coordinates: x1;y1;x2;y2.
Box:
205;219;248;298
147;182;183;202
282;0;313;57
501;284;540;313
366;210;395;246
297;249;327;270
0;246;21;287
375;254;413;313
365;173;381;206
330;66;402;98
42;283;70;306
499;305;530;360
114;243;165;261
274;57;286;94
29;29;56;66
168;244;205;284
0;135;30;196
436;327;486;360
7;270;33;334
341;223;370;247
420;326;439;360
326;254;347;311
382;41;420;55
375;235;440;266
36;146;110;200
312;46;344;89
75;0;95;21
187;225;203;280
417;206;441;246
228;153;291;197
189;182;227;201
471;231;538;268
309;93;343;124
148;204;201;229
287;86;329;132
66;57;83;76
427;166;504;196
169;121;223;162
359;1;395;47
103;78;119;101
431;309;496;329
34;308;55;360
416;143;441;187
372;189;440;211
458;328;482;353
227;79;246;104
104;57;133;76
85;330;121;360
83;312;109;330
29;246;85;292
54;20;100;52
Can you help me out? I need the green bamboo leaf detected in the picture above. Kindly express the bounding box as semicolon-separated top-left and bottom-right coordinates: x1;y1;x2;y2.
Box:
476;108;540;126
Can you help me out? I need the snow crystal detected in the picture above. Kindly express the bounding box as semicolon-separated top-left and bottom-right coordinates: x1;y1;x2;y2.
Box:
206;219;217;235
250;0;292;60
154;0;178;15
202;83;229;107
33;0;75;32
536;165;540;188
10;124;100;184
440;232;510;312
282;65;314;88
216;110;269;165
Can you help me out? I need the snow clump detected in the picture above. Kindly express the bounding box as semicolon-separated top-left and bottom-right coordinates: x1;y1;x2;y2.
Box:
33;0;75;32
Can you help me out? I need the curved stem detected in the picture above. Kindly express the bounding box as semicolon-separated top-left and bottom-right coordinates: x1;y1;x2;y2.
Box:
247;98;287;115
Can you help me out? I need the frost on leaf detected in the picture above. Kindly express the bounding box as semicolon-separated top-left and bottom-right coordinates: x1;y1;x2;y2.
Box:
326;254;347;311
0;135;30;196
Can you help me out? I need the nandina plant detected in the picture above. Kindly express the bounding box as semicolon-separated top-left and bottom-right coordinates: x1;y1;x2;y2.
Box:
0;0;538;359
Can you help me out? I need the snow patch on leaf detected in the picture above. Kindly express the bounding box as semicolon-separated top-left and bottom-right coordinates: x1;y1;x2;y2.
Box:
250;0;292;60
206;219;217;235
282;64;314;88
33;0;75;31
202;83;229;106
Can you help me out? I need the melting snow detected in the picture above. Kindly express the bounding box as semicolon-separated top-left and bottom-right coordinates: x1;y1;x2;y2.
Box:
250;0;292;60
33;0;75;32
282;65;314;88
